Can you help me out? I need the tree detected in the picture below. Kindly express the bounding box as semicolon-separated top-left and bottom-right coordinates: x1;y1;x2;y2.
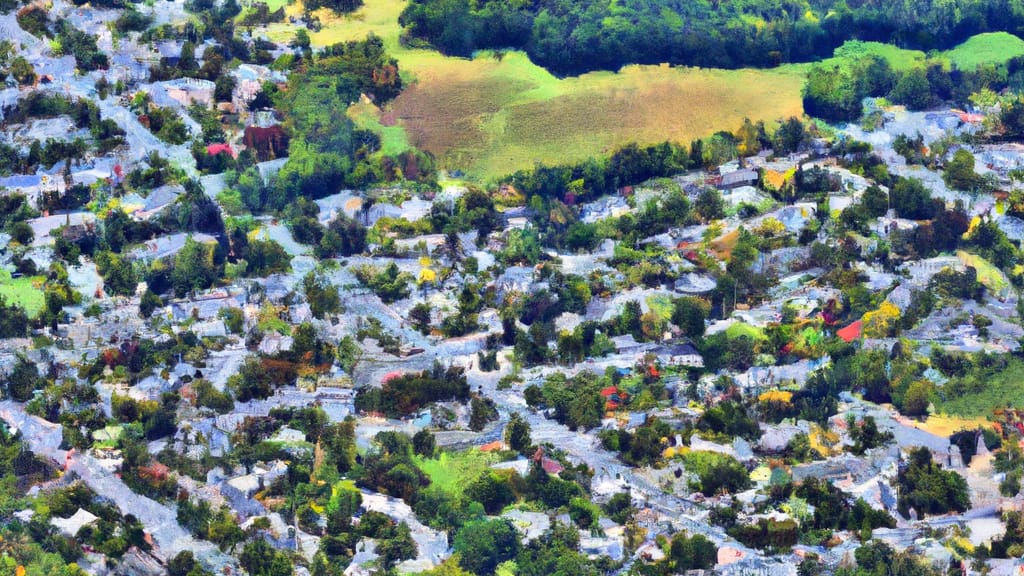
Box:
943;148;981;191
7;355;42;401
171;236;221;297
898;447;970;517
453;518;520;575
504;412;531;454
0;296;30;338
901;380;932;418
304;271;342;319
378;522;417;569
10;56;35;86
670;532;718;570
413;428;436;457
889;68;932;110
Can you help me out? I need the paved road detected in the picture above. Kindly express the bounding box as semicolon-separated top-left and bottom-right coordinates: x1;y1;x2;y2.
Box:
0;401;235;573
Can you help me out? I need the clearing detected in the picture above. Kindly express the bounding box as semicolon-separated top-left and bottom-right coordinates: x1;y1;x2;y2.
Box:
0;269;45;318
263;0;805;182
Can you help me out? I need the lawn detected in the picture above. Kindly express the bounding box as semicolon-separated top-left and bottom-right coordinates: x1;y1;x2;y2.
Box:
725;321;767;341
935;358;1024;417
820;40;927;72
957;250;1009;294
414;449;502;495
821;33;1024;74
942;32;1024;70
646;294;673;322
0;269;45;318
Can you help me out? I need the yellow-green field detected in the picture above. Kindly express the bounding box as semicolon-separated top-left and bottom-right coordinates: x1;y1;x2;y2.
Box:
391;55;807;181
257;0;1024;181
943;32;1024;70
264;0;806;182
0;269;44;318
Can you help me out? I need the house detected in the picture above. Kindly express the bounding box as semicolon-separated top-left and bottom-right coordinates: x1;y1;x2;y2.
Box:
206;143;237;159
610;334;652;356
718;168;759;190
51;509;99;537
163;78;216;107
656;342;704;367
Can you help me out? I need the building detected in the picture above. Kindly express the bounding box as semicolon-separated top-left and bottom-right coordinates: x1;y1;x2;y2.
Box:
656;342;704;367
163;78;216;107
718;168;759;190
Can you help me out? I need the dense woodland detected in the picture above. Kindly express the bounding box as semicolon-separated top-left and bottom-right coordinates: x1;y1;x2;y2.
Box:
400;0;1024;75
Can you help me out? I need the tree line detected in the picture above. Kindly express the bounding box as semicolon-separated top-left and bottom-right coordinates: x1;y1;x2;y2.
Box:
399;0;1024;76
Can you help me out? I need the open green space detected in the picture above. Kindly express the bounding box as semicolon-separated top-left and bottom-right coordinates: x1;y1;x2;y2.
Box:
0;269;45;318
935;358;1024;417
261;0;1024;182
942;32;1024;70
414;449;502;495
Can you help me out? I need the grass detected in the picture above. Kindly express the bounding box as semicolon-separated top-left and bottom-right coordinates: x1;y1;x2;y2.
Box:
820;40;927;72
264;1;1023;182
957;250;1009;293
0;269;45;318
265;0;805;182
821;33;1024;75
914;413;993;437
943;32;1024;70
935;358;1024;417
646;294;673;322
414;449;502;495
725;321;767;341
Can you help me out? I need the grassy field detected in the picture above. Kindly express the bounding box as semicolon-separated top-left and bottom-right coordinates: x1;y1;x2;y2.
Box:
822;33;1024;73
415;449;502;495
260;0;1024;182
935;358;1024;417
263;0;805;182
943;32;1024;70
0;269;45;318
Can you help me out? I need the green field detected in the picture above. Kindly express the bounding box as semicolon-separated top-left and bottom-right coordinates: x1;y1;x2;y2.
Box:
262;1;1024;182
0;269;45;318
935;358;1024;417
266;0;806;182
822;33;1024;73
943;32;1024;70
415;449;502;495
821;40;927;72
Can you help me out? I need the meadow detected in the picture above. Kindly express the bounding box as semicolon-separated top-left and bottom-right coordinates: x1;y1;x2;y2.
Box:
0;269;44;318
259;0;1024;182
264;0;806;182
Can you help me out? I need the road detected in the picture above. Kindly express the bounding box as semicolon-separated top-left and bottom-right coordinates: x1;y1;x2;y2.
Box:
0;401;235;573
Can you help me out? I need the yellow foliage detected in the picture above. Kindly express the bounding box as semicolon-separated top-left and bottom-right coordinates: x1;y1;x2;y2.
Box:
758;390;793;404
755;217;786;238
862;301;900;338
418;268;437;283
419;256;432;267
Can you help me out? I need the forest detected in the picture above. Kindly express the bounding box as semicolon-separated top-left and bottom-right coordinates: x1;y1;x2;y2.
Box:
399;0;1024;75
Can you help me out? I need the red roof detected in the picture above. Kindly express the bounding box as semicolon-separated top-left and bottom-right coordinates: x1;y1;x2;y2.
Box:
837;320;863;343
600;386;619;397
206;143;237;158
541;457;564;475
